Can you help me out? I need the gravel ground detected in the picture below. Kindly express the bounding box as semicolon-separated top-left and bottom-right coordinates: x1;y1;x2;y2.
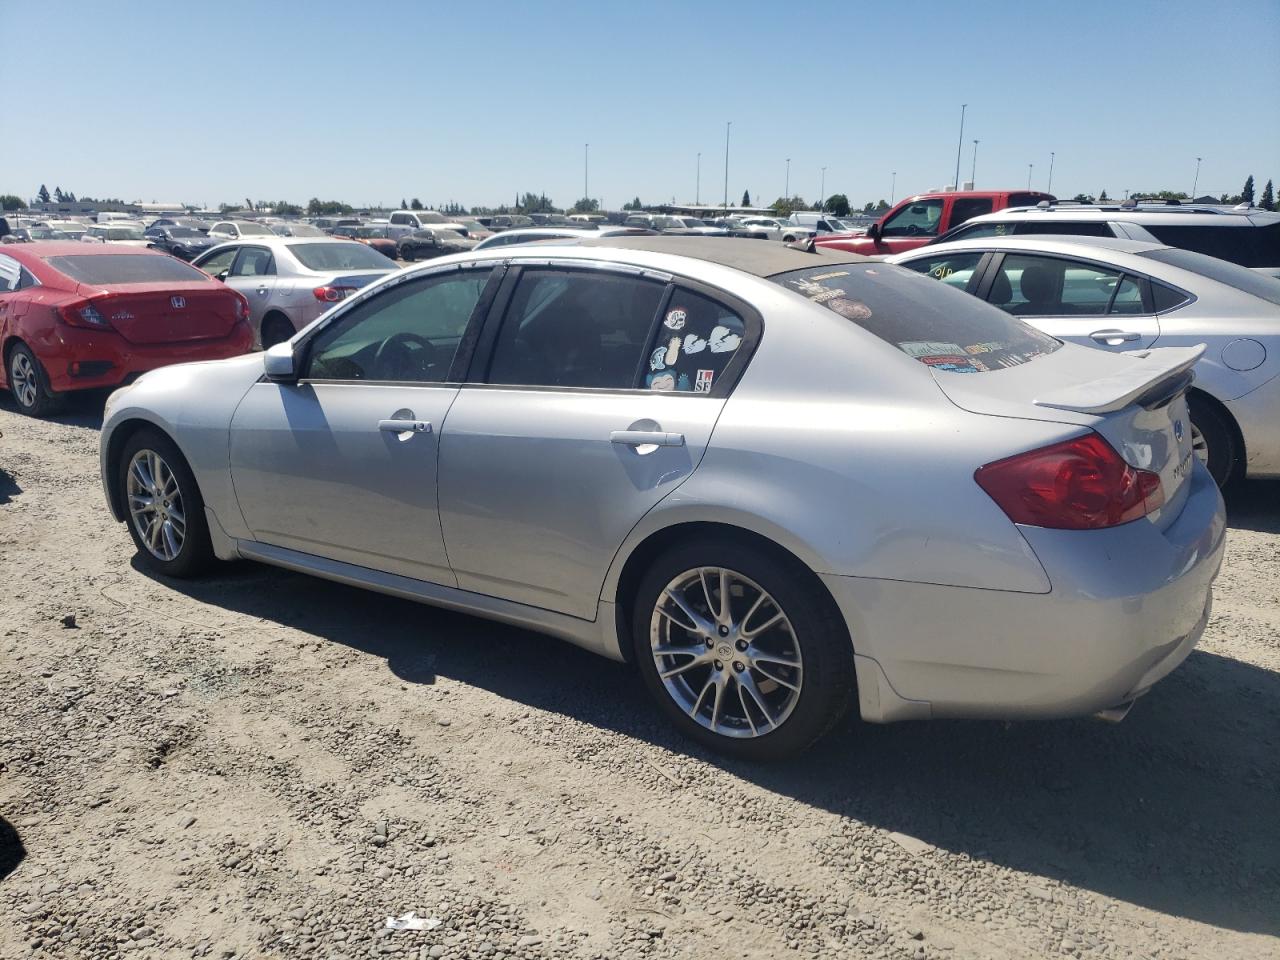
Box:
0;392;1277;960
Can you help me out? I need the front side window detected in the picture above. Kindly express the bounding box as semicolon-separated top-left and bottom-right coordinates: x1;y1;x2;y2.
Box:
901;251;985;292
307;269;493;383
231;247;275;277
881;198;945;238
989;254;1134;317
196;247;237;277
486;269;664;389
643;290;745;393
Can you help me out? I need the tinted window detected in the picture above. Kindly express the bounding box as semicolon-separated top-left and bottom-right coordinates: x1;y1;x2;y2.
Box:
1007;193;1046;207
989;254;1131;317
1015;220;1113;238
644;290;744;393
881;199;945;238
771;263;1060;372
942;222;1011;241
949;197;994;227
1142;222;1280;269
287;242;395;271
1151;281;1191;312
307;269;492;382
487;269;664;389
1140;246;1280;306
231;247;275;277
901;251;985;292
234;222;273;237
45;254;210;285
167;227;202;238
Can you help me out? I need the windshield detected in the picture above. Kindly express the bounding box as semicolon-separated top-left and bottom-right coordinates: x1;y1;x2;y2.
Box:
167;227;202;238
46;254;210;285
107;227;144;240
235;222;273;236
287;242;395;272
355;227;385;238
31;228;66;240
1139;247;1280;307
770;263;1061;372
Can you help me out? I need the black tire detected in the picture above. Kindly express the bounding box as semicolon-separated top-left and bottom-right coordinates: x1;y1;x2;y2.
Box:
260;314;295;350
6;342;60;417
117;427;214;578
400;246;415;262
1187;393;1239;487
631;538;856;760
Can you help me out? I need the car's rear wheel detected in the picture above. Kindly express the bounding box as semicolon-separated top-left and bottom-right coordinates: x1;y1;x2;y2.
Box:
400;247;414;262
6;342;59;417
260;314;294;350
631;539;855;760
1187;394;1238;487
118;428;213;578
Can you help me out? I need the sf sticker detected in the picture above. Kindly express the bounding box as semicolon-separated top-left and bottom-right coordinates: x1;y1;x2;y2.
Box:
694;369;715;393
664;308;687;330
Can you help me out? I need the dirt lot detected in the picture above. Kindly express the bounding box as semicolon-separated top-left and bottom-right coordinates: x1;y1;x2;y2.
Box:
0;393;1277;960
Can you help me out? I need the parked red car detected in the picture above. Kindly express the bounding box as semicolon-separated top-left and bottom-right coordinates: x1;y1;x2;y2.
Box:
817;190;1055;256
0;243;253;416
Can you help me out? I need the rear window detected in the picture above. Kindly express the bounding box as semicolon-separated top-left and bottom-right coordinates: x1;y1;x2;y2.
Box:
287;242;395;271
1138;247;1280;307
770;264;1061;372
235;223;274;236
45;254;210;285
1141;222;1280;269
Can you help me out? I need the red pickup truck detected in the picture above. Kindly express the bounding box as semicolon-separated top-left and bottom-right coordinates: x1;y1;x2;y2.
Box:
817;189;1055;256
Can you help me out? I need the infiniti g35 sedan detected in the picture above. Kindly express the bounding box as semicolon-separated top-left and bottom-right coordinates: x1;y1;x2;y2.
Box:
98;237;1226;759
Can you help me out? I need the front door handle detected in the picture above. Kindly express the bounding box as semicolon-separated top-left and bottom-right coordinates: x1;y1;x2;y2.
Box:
610;430;684;447
1090;329;1140;346
378;419;432;434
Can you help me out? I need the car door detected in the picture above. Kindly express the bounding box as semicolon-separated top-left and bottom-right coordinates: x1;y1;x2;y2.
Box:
980;251;1160;351
223;245;277;327
228;265;500;584
437;264;754;620
877;197;946;253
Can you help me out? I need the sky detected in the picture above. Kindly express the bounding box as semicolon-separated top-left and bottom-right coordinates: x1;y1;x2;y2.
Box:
4;0;1278;211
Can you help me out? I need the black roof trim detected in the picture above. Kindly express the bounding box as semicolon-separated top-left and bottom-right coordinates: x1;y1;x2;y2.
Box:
575;235;871;278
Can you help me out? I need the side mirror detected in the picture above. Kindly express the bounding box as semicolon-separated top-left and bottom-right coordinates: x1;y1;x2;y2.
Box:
866;222;882;241
264;341;297;381
215;270;229;282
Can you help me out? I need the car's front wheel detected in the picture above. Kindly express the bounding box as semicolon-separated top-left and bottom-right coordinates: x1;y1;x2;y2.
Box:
118;428;214;578
631;539;856;760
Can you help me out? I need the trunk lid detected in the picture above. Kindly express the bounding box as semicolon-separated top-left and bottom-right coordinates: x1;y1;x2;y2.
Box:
80;281;241;345
932;344;1205;530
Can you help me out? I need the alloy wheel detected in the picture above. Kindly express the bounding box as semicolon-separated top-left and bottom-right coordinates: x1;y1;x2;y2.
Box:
1191;423;1209;466
126;449;186;562
10;351;38;410
649;566;803;738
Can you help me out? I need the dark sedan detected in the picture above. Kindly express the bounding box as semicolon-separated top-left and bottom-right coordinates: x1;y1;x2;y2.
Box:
144;226;218;261
397;228;479;262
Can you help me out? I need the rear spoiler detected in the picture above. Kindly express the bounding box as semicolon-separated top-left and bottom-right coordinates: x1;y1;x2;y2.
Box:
1033;344;1206;415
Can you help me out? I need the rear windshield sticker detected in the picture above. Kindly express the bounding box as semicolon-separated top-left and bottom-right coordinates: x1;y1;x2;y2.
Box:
682;333;708;355
807;270;850;282
677;372;691;391
899;341;966;359
664;308;687;330
920;355;985;373
664;336;681;366
708;325;741;353
649;346;668;371
694;369;715;392
828;298;872;321
964;341;1006;355
647;372;675;391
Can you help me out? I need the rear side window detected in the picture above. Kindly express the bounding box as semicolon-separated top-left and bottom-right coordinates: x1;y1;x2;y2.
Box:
950;197;994;227
486;269;665;389
772;264;1060;372
644;290;745;393
1140;246;1280;306
1015;220;1113;238
1142;222;1280;269
1151;281;1191;313
45;254;209;285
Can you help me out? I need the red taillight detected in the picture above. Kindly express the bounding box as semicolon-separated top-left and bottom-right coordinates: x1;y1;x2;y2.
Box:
975;432;1165;530
313;285;355;303
57;300;110;329
233;293;250;320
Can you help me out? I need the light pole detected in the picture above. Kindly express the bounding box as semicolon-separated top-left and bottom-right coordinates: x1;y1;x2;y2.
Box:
953;103;967;190
819;167;826;211
1192;157;1202;197
785;158;790;201
696;152;701;204
890;171;896;205
584;143;589;204
971;140;979;188
1027;163;1034;190
1047;152;1055;194
723;121;731;211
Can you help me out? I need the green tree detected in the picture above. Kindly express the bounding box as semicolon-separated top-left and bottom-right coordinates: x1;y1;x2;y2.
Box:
271;201;303;216
741;189;751;207
622;196;643;211
37;184;50;203
306;198;354;216
1099;189;1110;202
571;197;599;213
54;186;65;203
0;195;24;210
399;198;407;209
825;193;850;216
1072;193;1094;203
410;197;423;210
1261;179;1275;212
66;192;76;203
518;192;555;214
1241;175;1255;205
769;195;807;217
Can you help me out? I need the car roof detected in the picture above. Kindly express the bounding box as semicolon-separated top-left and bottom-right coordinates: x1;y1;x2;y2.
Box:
577;235;870;277
915;235;1171;257
965;206;1279;226
11;241;161;260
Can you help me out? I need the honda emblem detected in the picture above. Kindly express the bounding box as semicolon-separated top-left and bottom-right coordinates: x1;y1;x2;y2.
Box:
170;296;186;309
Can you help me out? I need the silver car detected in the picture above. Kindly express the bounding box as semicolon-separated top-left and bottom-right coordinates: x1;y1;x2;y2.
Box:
191;237;397;348
888;236;1280;486
98;237;1225;759
473;226;653;250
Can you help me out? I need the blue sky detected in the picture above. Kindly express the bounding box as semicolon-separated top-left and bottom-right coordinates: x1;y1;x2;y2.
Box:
5;0;1278;210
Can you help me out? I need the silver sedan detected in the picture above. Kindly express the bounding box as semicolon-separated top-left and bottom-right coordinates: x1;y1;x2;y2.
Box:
192;237;397;348
98;237;1225;759
888;236;1280;485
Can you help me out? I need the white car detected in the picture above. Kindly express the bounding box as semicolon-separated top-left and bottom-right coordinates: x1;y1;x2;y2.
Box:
80;223;149;246
889;235;1280;485
206;220;277;241
386;210;470;239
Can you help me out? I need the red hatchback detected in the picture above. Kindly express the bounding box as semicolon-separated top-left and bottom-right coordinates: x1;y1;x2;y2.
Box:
0;243;253;416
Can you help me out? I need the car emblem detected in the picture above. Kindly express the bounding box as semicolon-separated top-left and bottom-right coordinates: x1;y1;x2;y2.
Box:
1173;419;1184;442
170;296;186;309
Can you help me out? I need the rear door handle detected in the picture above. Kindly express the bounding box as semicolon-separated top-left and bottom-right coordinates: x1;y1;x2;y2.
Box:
610;430;684;447
1090;329;1140;345
378;419;432;433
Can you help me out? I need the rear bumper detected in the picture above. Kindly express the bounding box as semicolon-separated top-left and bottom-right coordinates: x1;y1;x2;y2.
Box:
38;321;253;393
828;462;1227;723
1224;371;1280;478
